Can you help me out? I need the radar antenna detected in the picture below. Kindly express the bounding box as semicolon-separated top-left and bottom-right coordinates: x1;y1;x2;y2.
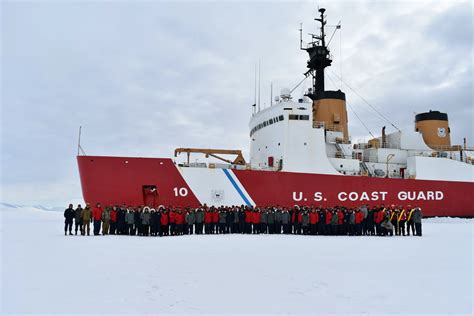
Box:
300;7;338;99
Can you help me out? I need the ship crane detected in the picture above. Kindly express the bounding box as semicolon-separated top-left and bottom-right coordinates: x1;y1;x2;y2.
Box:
174;148;246;166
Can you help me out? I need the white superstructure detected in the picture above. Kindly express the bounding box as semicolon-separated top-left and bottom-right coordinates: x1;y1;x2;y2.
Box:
248;89;474;183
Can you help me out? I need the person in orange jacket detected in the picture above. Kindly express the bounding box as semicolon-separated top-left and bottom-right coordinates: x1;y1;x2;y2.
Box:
92;203;103;235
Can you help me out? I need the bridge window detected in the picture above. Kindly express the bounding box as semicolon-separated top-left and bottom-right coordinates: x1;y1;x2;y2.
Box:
250;115;286;137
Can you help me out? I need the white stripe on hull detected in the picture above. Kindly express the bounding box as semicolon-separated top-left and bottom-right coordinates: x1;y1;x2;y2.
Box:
178;167;253;207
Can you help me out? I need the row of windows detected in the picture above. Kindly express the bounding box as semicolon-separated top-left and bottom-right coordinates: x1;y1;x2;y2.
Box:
250;115;285;137
289;114;309;120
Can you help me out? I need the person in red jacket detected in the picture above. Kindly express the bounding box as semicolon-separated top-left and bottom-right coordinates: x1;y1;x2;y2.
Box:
204;208;213;234
354;209;364;235
169;209;176;236
92;203;103;235
211;209;219;234
374;206;385;236
309;209;319;235
337;208;344;235
160;209;169;236
291;207;302;235
245;208;253;234
175;210;185;235
109;206;118;235
252;209;261;234
325;209;332;235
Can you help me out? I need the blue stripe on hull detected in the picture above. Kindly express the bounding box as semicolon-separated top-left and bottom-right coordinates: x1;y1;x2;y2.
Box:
222;169;252;207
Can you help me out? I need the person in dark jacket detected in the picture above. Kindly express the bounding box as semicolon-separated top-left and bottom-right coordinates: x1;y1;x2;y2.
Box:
301;210;310;235
260;209;268;234
238;207;246;234
135;208;142;236
150;209;158;236
74;204;83;235
274;208;282;234
366;208;375;235
195;208;204;234
125;208;135;235
186;209;195;235
226;208;234;234
413;207;423;236
117;207;126;235
318;208;325;235
232;207;239;233
281;209;290;234
64;204;75;235
218;209;227;234
267;209;275;234
182;209;189;235
155;208;162;236
406;206;415;236
140;207;151;236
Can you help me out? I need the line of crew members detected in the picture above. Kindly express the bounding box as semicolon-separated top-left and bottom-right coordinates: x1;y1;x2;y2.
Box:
64;203;423;237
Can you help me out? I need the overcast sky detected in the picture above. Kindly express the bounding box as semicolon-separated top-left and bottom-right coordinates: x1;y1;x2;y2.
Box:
1;0;472;207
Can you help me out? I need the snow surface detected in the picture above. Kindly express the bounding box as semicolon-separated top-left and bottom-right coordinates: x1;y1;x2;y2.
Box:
1;207;473;315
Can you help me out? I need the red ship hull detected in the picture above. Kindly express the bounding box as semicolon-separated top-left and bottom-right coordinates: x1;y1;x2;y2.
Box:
77;155;474;217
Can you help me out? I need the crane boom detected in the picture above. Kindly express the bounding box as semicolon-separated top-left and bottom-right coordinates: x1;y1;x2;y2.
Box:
174;148;246;165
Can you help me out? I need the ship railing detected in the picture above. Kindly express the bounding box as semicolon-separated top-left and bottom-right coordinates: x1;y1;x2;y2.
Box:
312;121;344;133
362;156;378;163
427;144;474;152
313;121;325;129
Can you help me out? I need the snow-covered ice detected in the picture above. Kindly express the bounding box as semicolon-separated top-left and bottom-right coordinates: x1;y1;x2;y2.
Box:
1;207;473;315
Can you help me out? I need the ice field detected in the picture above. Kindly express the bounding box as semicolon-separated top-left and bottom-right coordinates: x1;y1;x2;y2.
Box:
1;207;473;315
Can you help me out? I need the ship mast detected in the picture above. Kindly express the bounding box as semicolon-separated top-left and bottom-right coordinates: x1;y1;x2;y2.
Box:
301;8;332;99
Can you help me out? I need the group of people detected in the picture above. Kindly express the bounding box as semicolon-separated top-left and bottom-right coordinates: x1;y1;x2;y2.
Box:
63;203;423;237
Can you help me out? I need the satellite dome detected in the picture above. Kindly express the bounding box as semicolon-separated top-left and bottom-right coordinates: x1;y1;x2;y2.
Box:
280;88;291;100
